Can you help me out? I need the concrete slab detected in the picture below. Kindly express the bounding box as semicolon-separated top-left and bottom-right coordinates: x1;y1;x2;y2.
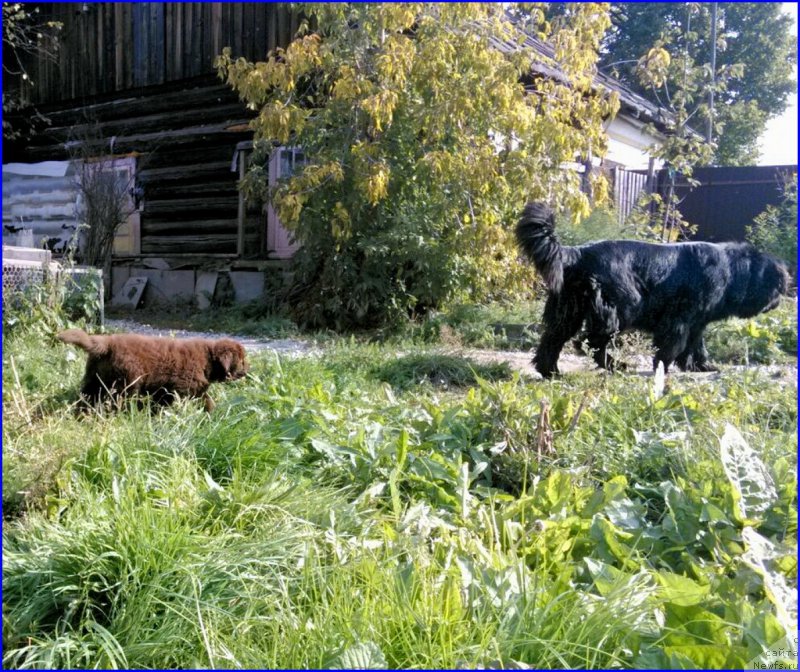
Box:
111;277;147;308
229;271;265;303
111;266;131;297
195;272;218;310
135;269;195;303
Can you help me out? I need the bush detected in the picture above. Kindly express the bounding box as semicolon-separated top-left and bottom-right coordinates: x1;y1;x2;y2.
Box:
746;174;797;277
556;205;637;246
3;261;102;340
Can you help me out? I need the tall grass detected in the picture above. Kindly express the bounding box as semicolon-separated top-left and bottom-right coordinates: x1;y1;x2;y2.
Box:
3;309;797;669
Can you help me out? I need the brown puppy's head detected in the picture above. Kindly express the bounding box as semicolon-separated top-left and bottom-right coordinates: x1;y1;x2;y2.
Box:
209;339;249;382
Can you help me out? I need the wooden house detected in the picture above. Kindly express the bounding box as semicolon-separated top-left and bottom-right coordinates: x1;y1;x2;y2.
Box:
3;3;672;304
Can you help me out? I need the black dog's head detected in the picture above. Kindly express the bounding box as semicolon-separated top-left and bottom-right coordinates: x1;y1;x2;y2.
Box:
735;245;791;316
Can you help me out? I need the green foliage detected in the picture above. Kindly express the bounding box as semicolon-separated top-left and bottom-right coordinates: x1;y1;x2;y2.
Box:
217;3;619;330
555;204;637;245
3;261;103;341
706;300;798;366
596;3;797;166
746;174;798;277
627;3;741;240
400;300;543;350
372;353;512;391
3;327;797;668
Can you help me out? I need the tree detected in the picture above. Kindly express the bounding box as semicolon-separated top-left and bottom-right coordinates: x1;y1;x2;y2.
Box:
630;4;742;241
595;2;796;166
217;3;619;329
746;173;797;277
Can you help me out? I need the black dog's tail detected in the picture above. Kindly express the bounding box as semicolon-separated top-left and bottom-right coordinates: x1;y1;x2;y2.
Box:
515;202;565;294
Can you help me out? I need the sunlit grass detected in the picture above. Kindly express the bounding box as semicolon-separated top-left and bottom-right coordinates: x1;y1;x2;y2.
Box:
3;303;797;669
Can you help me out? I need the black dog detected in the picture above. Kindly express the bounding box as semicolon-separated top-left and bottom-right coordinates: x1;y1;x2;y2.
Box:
515;202;790;378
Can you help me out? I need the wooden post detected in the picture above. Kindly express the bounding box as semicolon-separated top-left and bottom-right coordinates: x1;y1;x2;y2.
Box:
236;148;246;257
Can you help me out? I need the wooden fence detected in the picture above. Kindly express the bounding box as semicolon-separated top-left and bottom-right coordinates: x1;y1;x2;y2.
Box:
613;167;649;225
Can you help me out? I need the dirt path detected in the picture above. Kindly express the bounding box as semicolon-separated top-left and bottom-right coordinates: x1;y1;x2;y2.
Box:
105;319;797;383
105;319;319;356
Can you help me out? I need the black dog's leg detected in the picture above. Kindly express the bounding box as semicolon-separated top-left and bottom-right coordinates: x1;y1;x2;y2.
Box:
582;280;624;371
652;322;691;373
534;292;584;378
585;332;627;372
676;332;718;372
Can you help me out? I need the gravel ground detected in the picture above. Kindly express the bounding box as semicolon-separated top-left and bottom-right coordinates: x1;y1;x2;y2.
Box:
105;318;797;383
104;319;319;357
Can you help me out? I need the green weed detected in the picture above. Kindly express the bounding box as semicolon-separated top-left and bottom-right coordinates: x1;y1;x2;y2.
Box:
3;313;796;669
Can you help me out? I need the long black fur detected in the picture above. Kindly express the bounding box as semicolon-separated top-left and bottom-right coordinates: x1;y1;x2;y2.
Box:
516;202;791;378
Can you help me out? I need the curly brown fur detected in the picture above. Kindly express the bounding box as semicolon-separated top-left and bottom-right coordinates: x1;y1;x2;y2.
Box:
516;202;791;378
57;329;248;411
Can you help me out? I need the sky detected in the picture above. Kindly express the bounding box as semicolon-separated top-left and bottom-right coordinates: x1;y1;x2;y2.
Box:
756;2;798;166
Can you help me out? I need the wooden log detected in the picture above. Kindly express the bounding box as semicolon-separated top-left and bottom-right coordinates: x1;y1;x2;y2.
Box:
37;103;252;145
22;127;254;162
28;85;242;128
141;218;238;235
141;234;237;255
142;143;238;169
143;195;239;216
145;182;239;199
138;161;234;183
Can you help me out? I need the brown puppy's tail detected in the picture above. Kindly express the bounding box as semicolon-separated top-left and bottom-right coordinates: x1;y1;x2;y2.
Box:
57;329;109;356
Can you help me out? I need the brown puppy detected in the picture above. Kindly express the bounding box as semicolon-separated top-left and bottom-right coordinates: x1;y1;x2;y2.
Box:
57;328;248;412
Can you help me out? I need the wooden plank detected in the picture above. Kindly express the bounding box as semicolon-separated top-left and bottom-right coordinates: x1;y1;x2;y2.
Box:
267;3;278;54
243;3;256;61
181;3;192;78
164;4;173;82
82;6;90;97
204;2;214;68
106;3;114;92
220;2;231;54
253;4;266;59
277;4;288;50
143;143;240;169
211;3;222;59
132;4;143;87
191;2;203;77
72;6;81;98
235;2;244;56
153;2;165;84
95;3;103;95
174;3;184;79
114;4;124;90
124;3;134;90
